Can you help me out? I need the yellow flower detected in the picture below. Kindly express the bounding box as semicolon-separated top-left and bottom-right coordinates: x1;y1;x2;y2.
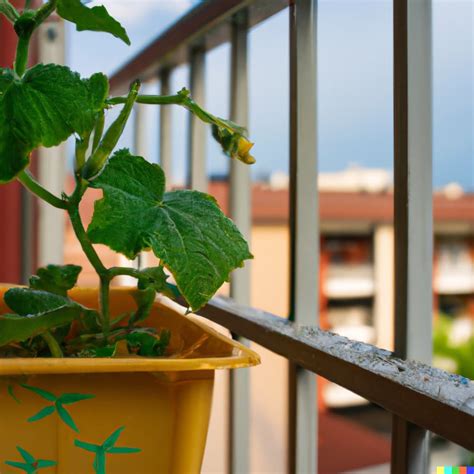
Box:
236;136;255;164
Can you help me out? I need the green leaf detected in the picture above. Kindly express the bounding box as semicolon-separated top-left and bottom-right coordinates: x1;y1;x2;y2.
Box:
0;288;91;347
17;446;35;464
136;266;169;293
5;447;57;473
133;266;175;305
57;0;130;45
4;460;30;471
29;264;82;296
78;309;102;333
7;383;21;404
55;403;79;432
126;329;170;357
58;392;95;405
0;64;108;183
0;67;14;93
130;288;155;325
88;151;252;311
87;343;119;358
0;308;82;347
27;405;55;422
5;288;76;316
93;450;106;474
107;446;141;454
103;426;124;449
36;460;57;468
20;384;56;402
126;330;155;356
74;439;99;453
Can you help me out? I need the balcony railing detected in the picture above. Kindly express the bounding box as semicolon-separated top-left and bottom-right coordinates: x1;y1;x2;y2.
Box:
104;1;473;472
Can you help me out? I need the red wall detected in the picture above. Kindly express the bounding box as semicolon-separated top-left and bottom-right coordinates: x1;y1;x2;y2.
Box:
0;9;23;283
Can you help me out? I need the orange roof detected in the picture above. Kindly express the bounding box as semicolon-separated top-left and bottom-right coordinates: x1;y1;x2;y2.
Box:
208;181;474;224
67;177;474;225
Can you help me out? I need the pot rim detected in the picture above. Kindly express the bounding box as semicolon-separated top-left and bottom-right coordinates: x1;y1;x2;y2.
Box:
0;287;260;376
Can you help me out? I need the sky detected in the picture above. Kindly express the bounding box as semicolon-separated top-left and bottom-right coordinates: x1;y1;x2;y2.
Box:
67;0;473;191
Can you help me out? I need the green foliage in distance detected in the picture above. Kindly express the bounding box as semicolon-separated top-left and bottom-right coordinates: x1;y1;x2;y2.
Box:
433;314;474;380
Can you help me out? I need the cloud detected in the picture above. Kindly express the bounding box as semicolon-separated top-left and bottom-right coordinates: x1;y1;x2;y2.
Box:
89;0;195;26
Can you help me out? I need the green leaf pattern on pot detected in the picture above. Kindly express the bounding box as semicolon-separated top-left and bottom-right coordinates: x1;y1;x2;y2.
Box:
87;149;252;311
75;426;141;474
21;383;94;433
0;64;108;183
5;446;56;474
7;383;21;404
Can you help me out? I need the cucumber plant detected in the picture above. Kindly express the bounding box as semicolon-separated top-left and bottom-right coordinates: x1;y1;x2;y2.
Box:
0;0;254;358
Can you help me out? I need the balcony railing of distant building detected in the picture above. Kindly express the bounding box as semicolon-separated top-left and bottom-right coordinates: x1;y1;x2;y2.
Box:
103;1;472;473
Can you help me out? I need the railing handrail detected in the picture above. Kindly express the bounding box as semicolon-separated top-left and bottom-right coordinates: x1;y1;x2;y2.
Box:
109;0;287;93
199;296;474;451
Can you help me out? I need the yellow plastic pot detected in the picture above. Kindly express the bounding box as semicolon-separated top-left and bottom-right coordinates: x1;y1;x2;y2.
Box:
0;286;260;473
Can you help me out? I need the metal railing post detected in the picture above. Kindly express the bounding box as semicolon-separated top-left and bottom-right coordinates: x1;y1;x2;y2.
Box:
288;1;318;472
392;0;433;472
37;19;66;269
134;103;148;158
188;46;207;192
133;102;147;270
228;10;251;474
159;68;173;186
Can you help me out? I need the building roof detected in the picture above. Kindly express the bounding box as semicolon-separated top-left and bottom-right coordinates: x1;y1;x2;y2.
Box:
68;177;474;226
208;181;474;224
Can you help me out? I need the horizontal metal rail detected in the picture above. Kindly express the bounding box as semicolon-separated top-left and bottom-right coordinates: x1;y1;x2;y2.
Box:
109;0;287;93
198;296;474;452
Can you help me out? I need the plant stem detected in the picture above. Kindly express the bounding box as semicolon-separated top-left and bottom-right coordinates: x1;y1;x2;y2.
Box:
13;0;56;77
0;0;20;23
33;0;56;26
109;267;142;280
18;170;68;209
67;206;107;278
67;203;111;332
108;91;234;133
42;331;63;358
106;93;185;106
14;35;30;76
99;275;111;336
